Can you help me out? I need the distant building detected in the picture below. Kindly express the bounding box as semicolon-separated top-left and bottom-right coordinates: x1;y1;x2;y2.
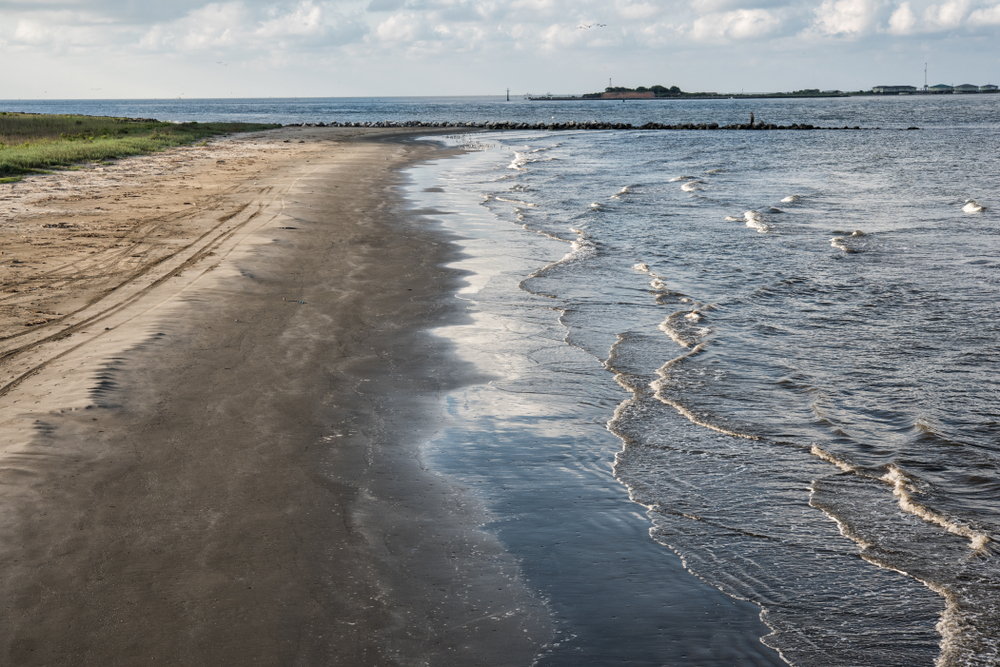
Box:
928;84;953;93
872;85;917;94
954;84;980;93
979;84;998;92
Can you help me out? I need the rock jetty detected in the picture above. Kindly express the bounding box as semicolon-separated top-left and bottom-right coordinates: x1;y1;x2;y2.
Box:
285;120;901;131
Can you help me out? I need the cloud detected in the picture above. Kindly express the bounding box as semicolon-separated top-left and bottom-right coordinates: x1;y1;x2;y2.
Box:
617;1;662;19
812;0;883;35
8;13;118;51
375;12;433;43
923;0;970;26
257;2;326;38
887;1;917;32
4;0;1000;99
13;20;54;46
538;22;586;49
691;8;784;39
968;2;1000;23
138;1;369;53
367;0;406;10
143;2;246;50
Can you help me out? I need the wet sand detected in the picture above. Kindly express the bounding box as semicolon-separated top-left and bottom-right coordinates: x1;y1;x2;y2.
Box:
0;127;550;665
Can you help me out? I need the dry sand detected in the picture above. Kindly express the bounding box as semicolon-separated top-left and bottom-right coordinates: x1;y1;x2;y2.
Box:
0;127;551;665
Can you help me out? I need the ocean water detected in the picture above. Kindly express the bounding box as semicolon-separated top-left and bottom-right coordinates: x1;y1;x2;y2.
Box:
6;93;999;665
4;93;994;129
404;95;1000;666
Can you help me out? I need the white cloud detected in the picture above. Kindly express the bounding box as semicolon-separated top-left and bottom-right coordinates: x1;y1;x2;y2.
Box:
257;2;326;38
13;20;52;46
3;0;1000;98
617;1;662;19
8;13;115;50
136;1;368;53
509;0;559;13
539;22;585;49
887;1;917;32
923;0;970;26
968;2;1000;23
176;3;246;49
375;12;432;42
813;0;881;35
691;8;783;39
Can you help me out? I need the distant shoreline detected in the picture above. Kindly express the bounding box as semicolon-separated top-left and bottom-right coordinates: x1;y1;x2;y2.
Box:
530;93;852;101
528;90;1000;101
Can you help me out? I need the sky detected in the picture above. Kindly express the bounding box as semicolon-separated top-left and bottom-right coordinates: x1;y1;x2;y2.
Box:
1;0;998;98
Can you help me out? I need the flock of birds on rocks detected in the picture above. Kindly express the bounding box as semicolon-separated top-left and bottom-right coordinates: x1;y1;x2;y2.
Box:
286;120;916;131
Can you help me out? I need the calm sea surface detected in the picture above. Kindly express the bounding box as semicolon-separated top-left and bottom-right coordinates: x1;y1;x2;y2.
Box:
6;95;999;665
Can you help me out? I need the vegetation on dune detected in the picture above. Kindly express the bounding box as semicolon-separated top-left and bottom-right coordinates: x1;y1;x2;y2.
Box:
582;85;684;99
0;112;281;180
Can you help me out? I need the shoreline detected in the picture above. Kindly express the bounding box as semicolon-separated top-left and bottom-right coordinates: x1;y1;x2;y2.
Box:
404;144;787;666
0;127;550;665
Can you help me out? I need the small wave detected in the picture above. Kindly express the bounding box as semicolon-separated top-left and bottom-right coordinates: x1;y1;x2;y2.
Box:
508;152;528;171
781;195;801;203
669;175;696;182
658;306;713;348
744;210;771;233
830;230;866;252
810;445;990;552
649;348;760;440
611;185;638;199
633;262;650;273
810;444;861;474
681;180;705;192
705;168;724;174
525;228;597;279
590;202;604;210
724;215;743;222
766;207;784;214
493;196;537;207
881;466;991;552
963;200;985;214
508;151;557;171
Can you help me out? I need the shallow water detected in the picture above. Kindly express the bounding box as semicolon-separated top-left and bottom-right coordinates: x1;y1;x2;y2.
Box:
406;95;1000;666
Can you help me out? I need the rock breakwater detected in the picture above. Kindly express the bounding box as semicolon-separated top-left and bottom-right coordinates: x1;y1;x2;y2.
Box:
286;120;910;131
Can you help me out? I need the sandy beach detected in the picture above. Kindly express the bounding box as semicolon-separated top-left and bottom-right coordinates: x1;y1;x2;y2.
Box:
0;127;551;665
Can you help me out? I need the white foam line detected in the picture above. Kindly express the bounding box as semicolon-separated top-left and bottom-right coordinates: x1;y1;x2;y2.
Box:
649;344;760;440
809;445;991;552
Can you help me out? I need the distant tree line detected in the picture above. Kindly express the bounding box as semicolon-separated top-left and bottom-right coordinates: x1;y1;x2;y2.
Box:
582;85;683;99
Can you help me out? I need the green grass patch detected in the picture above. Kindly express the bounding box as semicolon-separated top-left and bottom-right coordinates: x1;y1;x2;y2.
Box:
0;112;281;177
